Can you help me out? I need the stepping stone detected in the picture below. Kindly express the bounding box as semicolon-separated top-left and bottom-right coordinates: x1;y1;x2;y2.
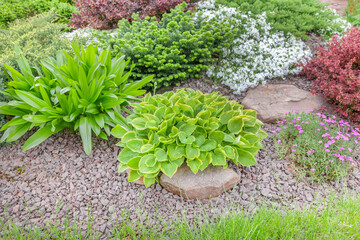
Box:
242;84;327;123
160;165;240;200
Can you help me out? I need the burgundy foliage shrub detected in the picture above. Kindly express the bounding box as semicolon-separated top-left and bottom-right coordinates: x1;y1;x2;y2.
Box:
70;0;198;30
302;27;360;121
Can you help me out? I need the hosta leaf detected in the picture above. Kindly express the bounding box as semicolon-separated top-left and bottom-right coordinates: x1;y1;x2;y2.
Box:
161;162;178;178
211;148;226;166
172;157;185;167
222;146;235;159
111;125;128;138
199;153;211;171
236;149;257;166
143;177;156;188
186;144;200;160
199;139;217;152
228;116;244;134
197;110;211;119
187;158;202;174
122;131;136;142
127;156;141;170
178;103;194;117
118;148;138;163
131;117;147;130
155;148;168;162
258;129;268;139
209;131;224;144
179;124;197;136
145;155;157;167
141;144;154;153
220;111;238;124
169;126;179;138
118;163;128;173
242;133;260;145
139;159;161;174
168;144;182;160
126;139;143;153
128;170;142;182
223;133;235;143
193;133;205;147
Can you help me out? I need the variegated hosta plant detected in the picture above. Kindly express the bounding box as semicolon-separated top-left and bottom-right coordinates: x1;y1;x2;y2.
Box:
111;88;267;187
0;44;152;155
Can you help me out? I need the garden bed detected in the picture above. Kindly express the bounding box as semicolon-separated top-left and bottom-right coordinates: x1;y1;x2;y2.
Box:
1;0;360;238
1;34;360;235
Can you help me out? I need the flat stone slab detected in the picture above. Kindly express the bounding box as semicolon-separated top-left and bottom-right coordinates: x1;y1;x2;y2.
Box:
242;84;327;123
160;165;240;200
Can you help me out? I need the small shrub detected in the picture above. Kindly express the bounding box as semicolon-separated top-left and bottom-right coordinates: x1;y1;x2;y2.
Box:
93;2;234;90
0;11;75;82
302;27;360;122
273;112;359;182
214;0;350;40
111;88;267;187
70;0;199;30
0;0;77;29
0;44;152;155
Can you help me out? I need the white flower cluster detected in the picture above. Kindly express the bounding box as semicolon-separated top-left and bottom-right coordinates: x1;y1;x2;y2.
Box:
318;9;352;38
197;0;312;93
61;28;97;46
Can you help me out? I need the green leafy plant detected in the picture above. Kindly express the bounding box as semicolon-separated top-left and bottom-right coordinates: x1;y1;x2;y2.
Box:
111;88;267;187
0;44;153;155
0;11;76;140
273;112;358;182
215;0;350;40
93;2;234;90
0;0;77;29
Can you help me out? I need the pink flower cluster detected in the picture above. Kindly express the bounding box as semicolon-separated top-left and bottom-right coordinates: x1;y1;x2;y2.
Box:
274;111;360;177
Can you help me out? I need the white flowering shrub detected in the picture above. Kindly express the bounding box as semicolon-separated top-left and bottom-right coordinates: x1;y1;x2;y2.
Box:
197;1;313;93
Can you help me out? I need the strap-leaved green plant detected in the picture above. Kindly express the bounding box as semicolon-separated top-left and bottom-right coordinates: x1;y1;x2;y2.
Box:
111;89;267;187
0;44;153;155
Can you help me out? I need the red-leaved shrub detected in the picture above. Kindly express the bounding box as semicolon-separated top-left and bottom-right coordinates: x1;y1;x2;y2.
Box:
70;0;198;30
302;27;360;121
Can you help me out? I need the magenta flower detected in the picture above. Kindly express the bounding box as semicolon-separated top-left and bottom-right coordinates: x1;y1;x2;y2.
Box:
310;169;315;172
277;140;282;144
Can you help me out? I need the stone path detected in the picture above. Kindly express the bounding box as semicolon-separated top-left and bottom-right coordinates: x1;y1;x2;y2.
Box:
318;0;348;15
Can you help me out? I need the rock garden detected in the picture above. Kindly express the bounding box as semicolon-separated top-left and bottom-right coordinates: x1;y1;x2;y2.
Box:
0;0;360;239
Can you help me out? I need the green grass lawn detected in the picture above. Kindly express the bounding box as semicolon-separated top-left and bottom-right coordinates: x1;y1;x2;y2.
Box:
1;193;359;239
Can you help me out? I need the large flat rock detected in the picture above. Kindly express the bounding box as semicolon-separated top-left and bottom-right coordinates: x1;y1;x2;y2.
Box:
242;84;327;123
160;165;240;200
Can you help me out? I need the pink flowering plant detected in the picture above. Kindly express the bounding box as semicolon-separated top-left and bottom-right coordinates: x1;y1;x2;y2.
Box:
273;111;359;182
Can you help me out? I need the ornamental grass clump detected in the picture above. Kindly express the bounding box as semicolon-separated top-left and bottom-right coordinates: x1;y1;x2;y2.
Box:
273;112;359;182
302;27;360;122
111;88;267;187
0;44;152;155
